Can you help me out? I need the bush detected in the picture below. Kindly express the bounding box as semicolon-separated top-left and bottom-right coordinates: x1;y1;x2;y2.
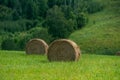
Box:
18;34;31;50
76;12;88;28
28;27;53;43
1;38;18;50
16;27;52;50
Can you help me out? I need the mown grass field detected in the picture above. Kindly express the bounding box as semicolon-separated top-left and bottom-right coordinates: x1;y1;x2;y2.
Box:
0;51;120;80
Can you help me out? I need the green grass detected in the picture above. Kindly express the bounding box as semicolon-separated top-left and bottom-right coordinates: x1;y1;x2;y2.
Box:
0;51;120;80
0;0;120;80
69;0;120;55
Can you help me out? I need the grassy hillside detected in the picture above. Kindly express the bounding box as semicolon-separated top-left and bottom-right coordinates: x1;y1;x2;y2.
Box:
69;0;120;55
0;51;120;80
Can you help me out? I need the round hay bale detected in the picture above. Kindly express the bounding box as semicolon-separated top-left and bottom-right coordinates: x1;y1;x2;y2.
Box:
47;39;81;61
116;51;120;56
25;39;48;55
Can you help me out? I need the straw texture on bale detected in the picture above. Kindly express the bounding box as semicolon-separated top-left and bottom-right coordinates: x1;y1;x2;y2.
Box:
26;39;48;55
116;51;120;56
47;39;81;61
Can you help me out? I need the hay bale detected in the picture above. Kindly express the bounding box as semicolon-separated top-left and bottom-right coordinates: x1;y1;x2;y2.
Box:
25;39;48;55
116;51;120;56
47;39;81;61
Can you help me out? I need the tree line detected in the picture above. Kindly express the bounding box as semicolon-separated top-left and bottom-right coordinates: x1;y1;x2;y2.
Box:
0;0;103;50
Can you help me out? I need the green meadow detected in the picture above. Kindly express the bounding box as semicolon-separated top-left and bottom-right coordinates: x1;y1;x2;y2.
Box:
0;0;120;80
69;0;120;55
0;51;120;80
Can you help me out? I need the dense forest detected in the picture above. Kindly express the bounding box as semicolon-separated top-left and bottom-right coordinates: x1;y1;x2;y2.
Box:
0;0;103;50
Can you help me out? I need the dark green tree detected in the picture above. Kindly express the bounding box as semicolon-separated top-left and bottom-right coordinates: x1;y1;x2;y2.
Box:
45;6;74;39
48;0;57;8
0;5;13;21
76;12;88;28
37;0;48;17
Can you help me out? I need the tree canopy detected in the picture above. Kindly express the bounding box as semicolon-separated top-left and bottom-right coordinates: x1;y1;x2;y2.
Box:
0;0;103;50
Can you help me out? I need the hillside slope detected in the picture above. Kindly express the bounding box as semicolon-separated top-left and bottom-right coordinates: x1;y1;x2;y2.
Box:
69;0;120;55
